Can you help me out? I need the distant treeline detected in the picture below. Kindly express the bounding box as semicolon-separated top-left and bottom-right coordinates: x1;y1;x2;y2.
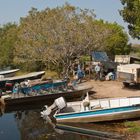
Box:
0;4;133;73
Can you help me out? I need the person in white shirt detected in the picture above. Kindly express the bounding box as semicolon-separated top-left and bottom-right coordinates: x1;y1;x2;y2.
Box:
94;63;101;80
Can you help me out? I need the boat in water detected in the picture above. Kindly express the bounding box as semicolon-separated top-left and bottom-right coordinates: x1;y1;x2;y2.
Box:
41;94;140;123
2;83;92;113
0;69;19;78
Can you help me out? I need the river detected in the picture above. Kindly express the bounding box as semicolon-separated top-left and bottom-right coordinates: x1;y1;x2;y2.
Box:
0;105;128;140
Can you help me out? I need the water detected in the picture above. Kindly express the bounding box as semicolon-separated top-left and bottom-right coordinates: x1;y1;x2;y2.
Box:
0;113;20;140
0;107;124;140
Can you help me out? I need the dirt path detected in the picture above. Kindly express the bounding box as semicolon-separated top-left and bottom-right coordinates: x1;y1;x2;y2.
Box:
83;80;140;99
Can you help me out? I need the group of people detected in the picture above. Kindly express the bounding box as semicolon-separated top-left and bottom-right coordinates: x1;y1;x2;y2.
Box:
12;80;31;97
94;63;115;81
69;61;116;88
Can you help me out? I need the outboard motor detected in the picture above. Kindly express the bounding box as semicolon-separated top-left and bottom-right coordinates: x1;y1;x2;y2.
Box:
41;97;67;118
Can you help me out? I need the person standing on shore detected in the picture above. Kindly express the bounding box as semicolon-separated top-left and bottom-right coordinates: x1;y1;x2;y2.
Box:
94;63;101;81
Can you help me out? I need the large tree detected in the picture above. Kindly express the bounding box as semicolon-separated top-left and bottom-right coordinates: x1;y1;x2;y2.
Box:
120;0;140;39
14;5;96;73
14;4;130;73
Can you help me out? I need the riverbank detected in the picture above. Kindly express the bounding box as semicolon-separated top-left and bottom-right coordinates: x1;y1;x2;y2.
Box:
82;80;140;140
84;80;140;99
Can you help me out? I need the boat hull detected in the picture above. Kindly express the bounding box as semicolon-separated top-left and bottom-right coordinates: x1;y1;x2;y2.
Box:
4;87;92;112
0;69;19;78
55;106;140;123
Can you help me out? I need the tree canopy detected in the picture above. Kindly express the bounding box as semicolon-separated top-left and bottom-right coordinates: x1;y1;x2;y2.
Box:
0;4;130;72
0;23;18;68
120;0;140;39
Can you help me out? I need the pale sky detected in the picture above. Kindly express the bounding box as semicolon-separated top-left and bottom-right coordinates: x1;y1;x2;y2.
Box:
0;0;139;44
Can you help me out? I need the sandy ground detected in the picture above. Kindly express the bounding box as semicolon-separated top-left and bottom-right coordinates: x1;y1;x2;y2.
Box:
82;80;140;140
83;80;140;99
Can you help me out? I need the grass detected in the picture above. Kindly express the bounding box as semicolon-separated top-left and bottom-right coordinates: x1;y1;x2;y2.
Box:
124;121;140;133
15;70;59;79
43;70;59;79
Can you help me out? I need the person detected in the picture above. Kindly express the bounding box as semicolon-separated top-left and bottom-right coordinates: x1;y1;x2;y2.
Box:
94;63;101;80
72;72;78;87
13;82;20;97
72;62;78;77
24;80;31;87
77;68;85;83
20;80;31;96
105;72;115;81
67;72;78;90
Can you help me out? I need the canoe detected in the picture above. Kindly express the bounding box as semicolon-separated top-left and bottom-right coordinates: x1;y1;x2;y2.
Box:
53;96;140;123
3;71;45;82
0;69;19;78
3;85;92;109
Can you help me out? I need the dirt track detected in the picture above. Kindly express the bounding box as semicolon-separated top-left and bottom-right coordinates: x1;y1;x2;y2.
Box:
84;80;140;99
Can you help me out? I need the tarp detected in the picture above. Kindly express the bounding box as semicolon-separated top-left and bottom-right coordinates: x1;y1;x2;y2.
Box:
91;51;117;70
91;51;109;62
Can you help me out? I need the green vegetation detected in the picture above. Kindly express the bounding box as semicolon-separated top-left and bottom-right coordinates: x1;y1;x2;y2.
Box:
44;70;59;79
0;23;18;68
124;121;140;133
131;44;140;57
0;4;131;74
120;0;140;39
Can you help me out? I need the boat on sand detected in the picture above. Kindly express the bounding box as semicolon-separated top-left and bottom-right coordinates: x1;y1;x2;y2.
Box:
41;94;140;123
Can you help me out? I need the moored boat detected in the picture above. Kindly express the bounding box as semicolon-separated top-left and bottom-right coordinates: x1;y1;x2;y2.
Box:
0;69;20;78
2;85;93;112
42;95;140;123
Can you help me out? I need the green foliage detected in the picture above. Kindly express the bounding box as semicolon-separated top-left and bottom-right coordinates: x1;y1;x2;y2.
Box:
120;0;140;39
0;23;18;68
44;70;59;79
102;22;131;58
0;4;130;73
130;44;140;57
14;4;96;72
124;121;140;133
80;56;91;62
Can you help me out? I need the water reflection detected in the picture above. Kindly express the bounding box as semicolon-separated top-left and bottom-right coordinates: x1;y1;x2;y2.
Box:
0;97;5;116
0;108;124;140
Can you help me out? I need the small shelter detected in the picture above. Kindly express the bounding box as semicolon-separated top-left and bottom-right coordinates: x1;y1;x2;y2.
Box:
91;51;117;72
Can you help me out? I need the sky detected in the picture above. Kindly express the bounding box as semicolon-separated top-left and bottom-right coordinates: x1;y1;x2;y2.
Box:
0;0;139;44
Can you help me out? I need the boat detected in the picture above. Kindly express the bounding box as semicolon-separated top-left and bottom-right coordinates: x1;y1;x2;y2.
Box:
2;85;92;111
0;71;45;91
3;71;45;82
19;79;67;95
42;94;140;123
0;69;19;78
41;116;123;139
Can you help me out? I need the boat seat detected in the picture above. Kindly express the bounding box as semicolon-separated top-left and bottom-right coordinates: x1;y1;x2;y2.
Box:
91;104;102;110
60;107;75;113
